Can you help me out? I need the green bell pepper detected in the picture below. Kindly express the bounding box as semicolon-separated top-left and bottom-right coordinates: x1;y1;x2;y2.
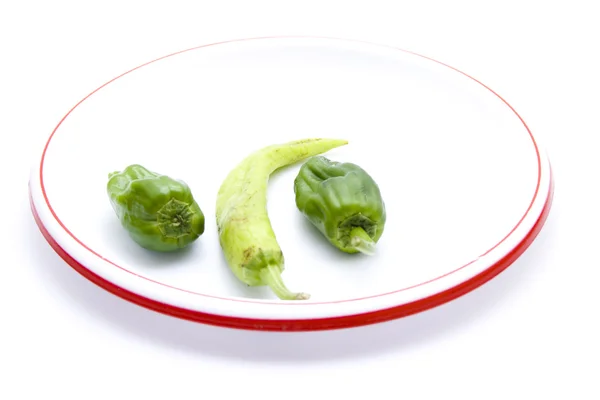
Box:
107;164;205;252
294;156;386;255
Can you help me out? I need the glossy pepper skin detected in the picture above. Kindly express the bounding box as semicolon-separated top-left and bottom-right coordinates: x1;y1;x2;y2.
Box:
294;156;386;255
107;164;205;252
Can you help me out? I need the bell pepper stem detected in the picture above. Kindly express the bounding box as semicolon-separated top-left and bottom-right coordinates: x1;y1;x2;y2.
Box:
259;264;310;300
350;227;377;256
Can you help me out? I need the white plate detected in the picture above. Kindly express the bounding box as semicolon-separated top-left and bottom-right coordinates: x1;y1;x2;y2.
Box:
29;36;554;331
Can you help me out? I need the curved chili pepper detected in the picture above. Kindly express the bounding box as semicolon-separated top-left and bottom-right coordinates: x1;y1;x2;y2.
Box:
216;139;348;300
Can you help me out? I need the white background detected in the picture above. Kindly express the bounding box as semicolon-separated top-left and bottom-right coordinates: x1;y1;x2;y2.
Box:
1;1;598;398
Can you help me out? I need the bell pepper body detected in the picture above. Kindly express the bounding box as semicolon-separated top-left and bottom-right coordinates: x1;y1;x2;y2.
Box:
294;156;386;254
107;164;205;252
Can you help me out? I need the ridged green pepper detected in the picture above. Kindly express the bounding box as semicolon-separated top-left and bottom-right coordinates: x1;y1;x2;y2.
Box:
107;164;205;252
294;156;386;255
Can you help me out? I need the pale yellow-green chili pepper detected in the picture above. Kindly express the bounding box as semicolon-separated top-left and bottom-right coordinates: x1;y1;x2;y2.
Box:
216;138;348;300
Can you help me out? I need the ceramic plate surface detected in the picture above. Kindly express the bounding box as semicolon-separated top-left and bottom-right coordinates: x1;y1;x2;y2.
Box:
29;36;554;331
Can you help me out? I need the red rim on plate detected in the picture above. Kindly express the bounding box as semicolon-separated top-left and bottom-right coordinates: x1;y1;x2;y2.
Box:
29;36;555;331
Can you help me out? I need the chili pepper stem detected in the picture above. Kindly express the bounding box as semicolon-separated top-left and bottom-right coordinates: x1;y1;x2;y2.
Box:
349;227;377;256
259;264;310;301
